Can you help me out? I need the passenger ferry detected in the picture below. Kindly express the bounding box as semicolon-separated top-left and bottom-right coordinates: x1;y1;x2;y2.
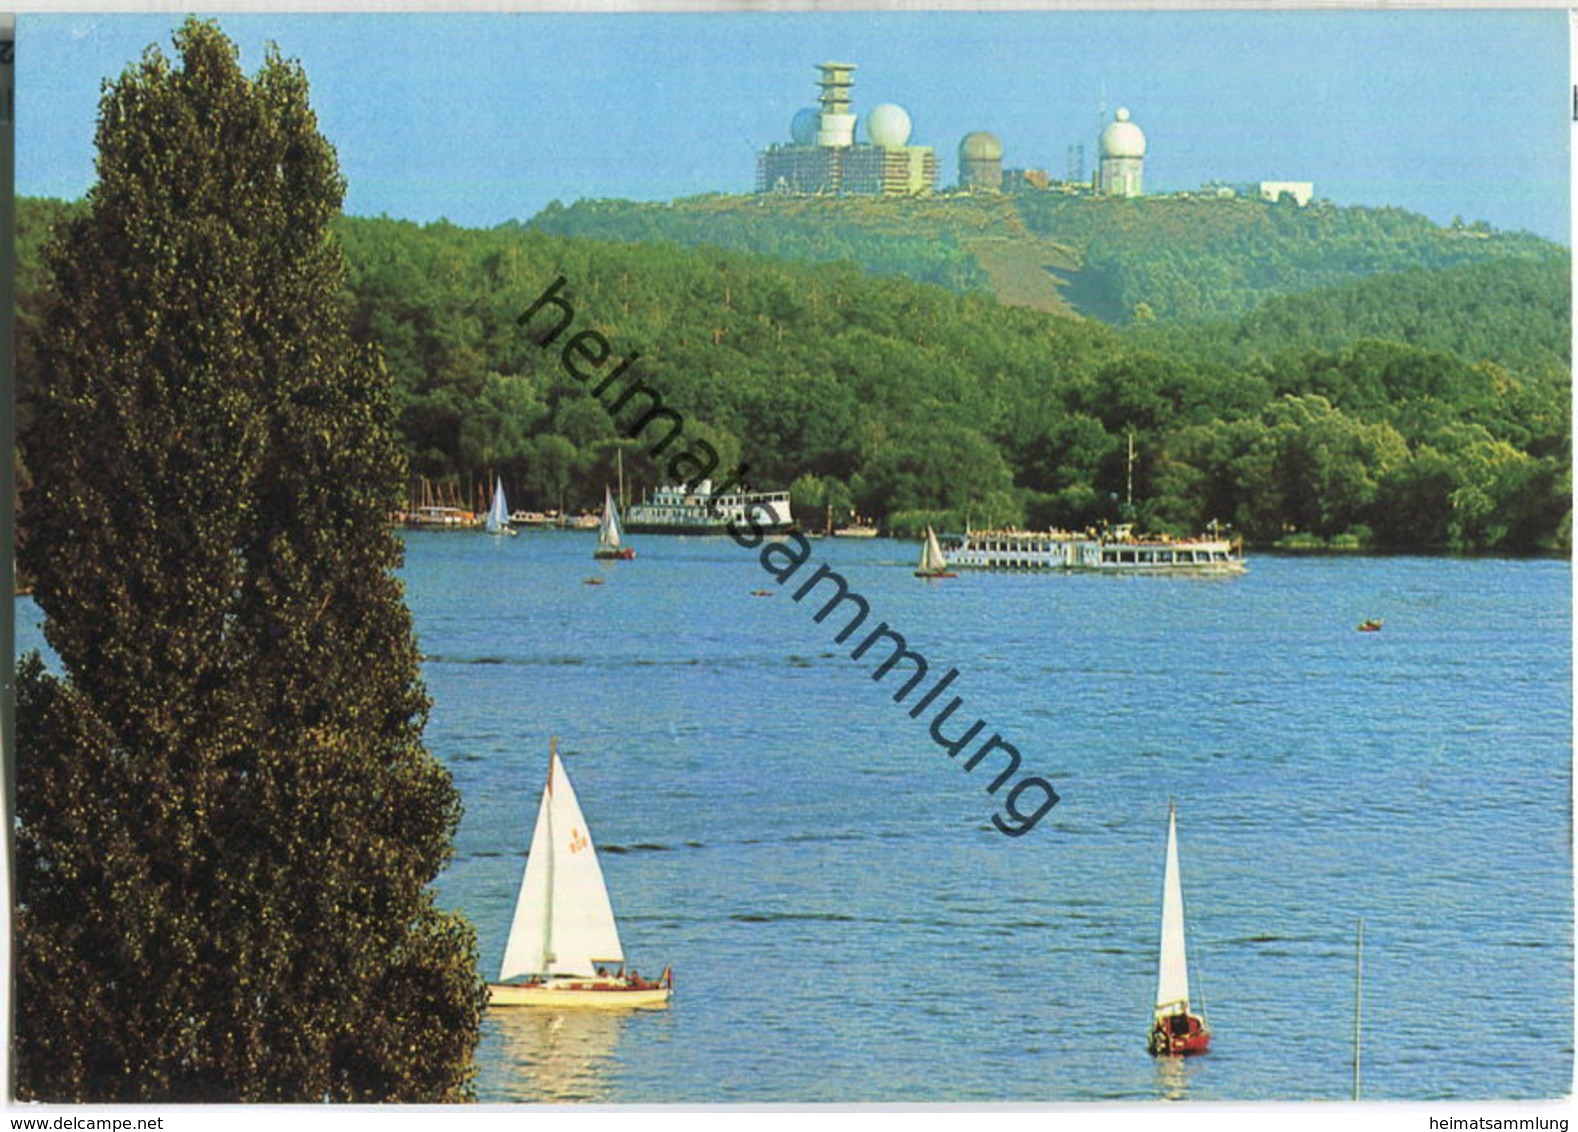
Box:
623;479;796;536
946;524;1244;573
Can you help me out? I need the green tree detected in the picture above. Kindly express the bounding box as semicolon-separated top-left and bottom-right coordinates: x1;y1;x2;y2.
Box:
15;21;483;1102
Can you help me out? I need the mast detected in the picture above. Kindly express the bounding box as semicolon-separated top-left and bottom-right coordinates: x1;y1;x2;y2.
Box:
1353;918;1364;1100
616;448;627;514
542;738;558;972
1126;430;1136;514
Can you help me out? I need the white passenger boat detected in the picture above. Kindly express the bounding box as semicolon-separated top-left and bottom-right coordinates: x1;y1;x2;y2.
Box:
623;479;795;536
946;524;1244;573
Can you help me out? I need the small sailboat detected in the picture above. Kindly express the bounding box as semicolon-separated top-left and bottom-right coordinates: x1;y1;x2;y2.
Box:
485;477;517;536
1149;801;1210;1056
914;524;956;579
488;739;672;1008
593;486;635;560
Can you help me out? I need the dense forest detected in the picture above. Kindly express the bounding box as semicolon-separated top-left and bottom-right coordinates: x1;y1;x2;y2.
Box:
15;195;1571;552
1129;258;1571;379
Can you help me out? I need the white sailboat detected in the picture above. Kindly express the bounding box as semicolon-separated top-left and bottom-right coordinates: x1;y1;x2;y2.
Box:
485;477;516;536
1149;801;1210;1055
593;485;634;559
914;524;956;578
488;739;671;1008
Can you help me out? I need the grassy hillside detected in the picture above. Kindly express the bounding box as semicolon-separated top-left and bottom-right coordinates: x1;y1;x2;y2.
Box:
529;191;1565;327
531;193;998;298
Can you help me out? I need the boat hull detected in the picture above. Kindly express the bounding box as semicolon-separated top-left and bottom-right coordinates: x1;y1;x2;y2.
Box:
623;519;797;537
1149;1013;1211;1057
1150;1030;1211;1057
593;548;635;559
487;980;672;1009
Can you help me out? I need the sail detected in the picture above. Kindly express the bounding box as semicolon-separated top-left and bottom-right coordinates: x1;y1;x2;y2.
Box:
499;750;625;981
919;525;947;573
598;486;622;551
1155;803;1191;1016
486;477;510;533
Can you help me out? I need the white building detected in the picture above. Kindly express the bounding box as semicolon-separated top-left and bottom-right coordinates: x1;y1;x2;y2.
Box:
1257;181;1315;206
1098;107;1146;197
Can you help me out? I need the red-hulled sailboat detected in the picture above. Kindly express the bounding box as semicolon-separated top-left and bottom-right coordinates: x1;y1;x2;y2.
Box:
1149;801;1211;1056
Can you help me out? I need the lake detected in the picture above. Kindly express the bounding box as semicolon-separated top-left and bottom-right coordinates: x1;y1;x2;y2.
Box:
15;531;1572;1102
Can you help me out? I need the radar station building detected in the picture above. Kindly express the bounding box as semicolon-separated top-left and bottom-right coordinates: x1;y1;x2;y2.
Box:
757;63;938;196
1097;107;1146;197
958;131;1004;191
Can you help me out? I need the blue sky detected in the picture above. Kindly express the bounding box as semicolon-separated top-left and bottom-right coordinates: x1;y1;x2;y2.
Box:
18;10;1571;242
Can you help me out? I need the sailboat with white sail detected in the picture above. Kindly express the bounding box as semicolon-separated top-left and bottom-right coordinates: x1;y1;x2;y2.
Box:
914;524;956;579
485;477;516;536
593;486;635;560
1149;801;1211;1056
488;739;671;1008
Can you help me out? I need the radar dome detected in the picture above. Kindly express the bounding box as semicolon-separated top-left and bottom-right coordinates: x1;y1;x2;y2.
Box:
791;107;820;146
959;131;1003;161
1099;107;1146;159
866;103;913;147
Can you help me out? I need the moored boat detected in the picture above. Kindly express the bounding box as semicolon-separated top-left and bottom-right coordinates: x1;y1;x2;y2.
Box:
1149;801;1210;1057
405;504;475;529
488;739;672;1009
403;477;476;529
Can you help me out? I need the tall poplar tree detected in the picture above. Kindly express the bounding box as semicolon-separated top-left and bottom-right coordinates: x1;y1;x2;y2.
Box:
14;20;484;1101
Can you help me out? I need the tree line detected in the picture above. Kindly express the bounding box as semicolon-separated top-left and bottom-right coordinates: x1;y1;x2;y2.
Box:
17;196;1570;552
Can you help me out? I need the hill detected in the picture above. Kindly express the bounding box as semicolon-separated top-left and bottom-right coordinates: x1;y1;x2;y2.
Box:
528;192;1564;327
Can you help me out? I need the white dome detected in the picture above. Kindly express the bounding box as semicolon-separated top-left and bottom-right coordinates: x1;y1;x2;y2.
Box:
790;108;820;146
1099;107;1146;159
866;103;913;147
